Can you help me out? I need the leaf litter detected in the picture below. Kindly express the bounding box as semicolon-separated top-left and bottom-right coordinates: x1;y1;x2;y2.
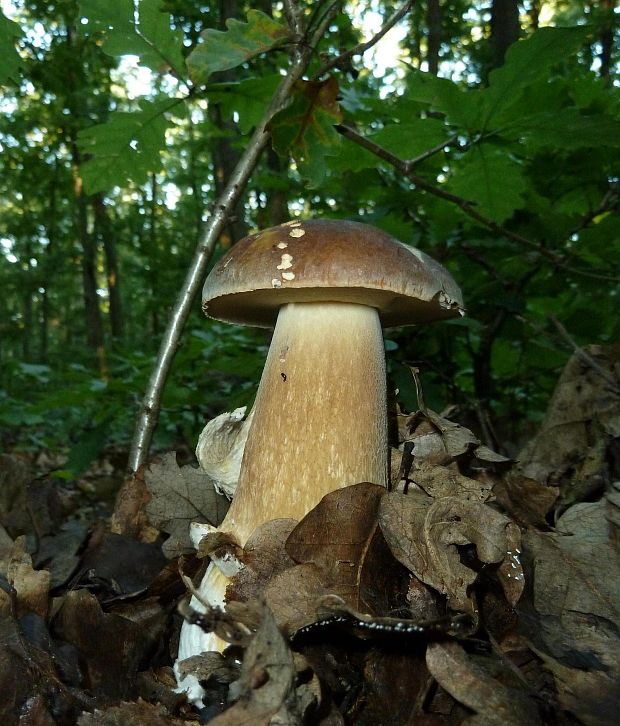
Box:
0;346;618;724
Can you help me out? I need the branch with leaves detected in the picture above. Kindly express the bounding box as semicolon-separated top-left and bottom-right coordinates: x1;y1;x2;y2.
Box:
336;124;620;283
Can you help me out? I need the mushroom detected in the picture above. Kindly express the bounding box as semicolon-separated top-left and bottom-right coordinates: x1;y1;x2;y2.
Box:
175;219;463;701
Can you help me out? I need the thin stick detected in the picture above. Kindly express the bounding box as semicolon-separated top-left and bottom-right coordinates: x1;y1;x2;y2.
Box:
315;1;414;79
127;5;337;474
549;316;620;394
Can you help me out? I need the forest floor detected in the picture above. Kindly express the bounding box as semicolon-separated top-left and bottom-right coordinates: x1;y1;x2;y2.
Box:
1;345;619;725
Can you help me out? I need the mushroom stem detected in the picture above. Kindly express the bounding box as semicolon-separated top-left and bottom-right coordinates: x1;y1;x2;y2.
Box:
177;302;388;672
225;301;388;544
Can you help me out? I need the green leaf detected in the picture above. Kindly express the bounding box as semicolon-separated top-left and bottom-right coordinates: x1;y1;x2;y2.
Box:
501;108;620;150
187;9;290;85
77;99;174;193
403;69;480;129
79;0;185;77
371;118;447;159
208;74;281;134
270;77;343;187
0;11;23;84
447;147;528;224
481;26;590;126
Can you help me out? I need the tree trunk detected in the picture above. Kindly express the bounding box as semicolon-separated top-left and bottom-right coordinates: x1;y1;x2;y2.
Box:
426;0;441;75
63;24;107;374
148;175;160;338
257;148;289;228
95;194;123;341
598;0;615;84
208;0;248;247
74;163;106;372
490;0;520;68
527;0;540;29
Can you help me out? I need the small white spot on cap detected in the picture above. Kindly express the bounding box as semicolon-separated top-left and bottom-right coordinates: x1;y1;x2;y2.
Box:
281;271;296;281
289;228;305;238
271;278;282;288
276;242;288;249
277;253;293;270
284;220;302;227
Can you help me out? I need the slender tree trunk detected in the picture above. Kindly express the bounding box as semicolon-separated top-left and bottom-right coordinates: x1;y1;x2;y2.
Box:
490;0;520;68
40;166;59;362
148;175;160;338
186;113;205;243
598;0;615;84
257;148;289;228
94;194;123;341
208;0;248;246
63;24;107;374
22;253;33;361
426;0;441;75
528;0;540;29
71;149;107;373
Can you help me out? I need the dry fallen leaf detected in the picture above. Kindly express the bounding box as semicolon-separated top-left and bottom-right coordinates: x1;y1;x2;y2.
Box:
209;605;301;726
521;498;620;724
7;535;50;619
285;483;395;611
229;518;298;602
409;465;493;503
492;471;558;529
144;453;229;558
426;641;542;725
519;345;620;509
55;589;166;701
379;491;523;614
77;698;185;726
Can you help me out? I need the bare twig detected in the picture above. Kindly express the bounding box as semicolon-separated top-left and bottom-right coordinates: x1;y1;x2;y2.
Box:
336;124;620;283
549;316;620;394
127;4;337;474
314;0;413;79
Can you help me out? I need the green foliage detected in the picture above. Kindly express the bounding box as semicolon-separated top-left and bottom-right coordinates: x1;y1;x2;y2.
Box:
1;2;619;477
447;146;528;223
187;9;290;85
0;11;23;84
80;0;186;77
77;98;178;193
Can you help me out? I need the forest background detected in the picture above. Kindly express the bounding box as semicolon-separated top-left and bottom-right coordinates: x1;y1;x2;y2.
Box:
0;0;618;481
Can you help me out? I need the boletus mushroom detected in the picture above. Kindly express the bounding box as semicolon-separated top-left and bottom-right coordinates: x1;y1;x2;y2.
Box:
176;219;463;700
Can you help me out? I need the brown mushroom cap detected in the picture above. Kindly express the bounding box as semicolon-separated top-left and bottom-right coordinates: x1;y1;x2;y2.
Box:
202;220;464;328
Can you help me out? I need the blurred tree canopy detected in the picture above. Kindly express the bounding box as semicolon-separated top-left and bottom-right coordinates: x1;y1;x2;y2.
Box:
0;0;618;474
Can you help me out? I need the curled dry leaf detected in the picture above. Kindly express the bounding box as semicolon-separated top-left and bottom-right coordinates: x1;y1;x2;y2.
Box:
196;406;254;498
143;453;229;558
379;491;523;614
409;465;493;503
426;641;542;725
406;409;480;463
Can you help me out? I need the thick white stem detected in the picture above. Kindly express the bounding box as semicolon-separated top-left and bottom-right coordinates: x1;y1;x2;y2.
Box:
176;303;388;695
224;301;388;543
